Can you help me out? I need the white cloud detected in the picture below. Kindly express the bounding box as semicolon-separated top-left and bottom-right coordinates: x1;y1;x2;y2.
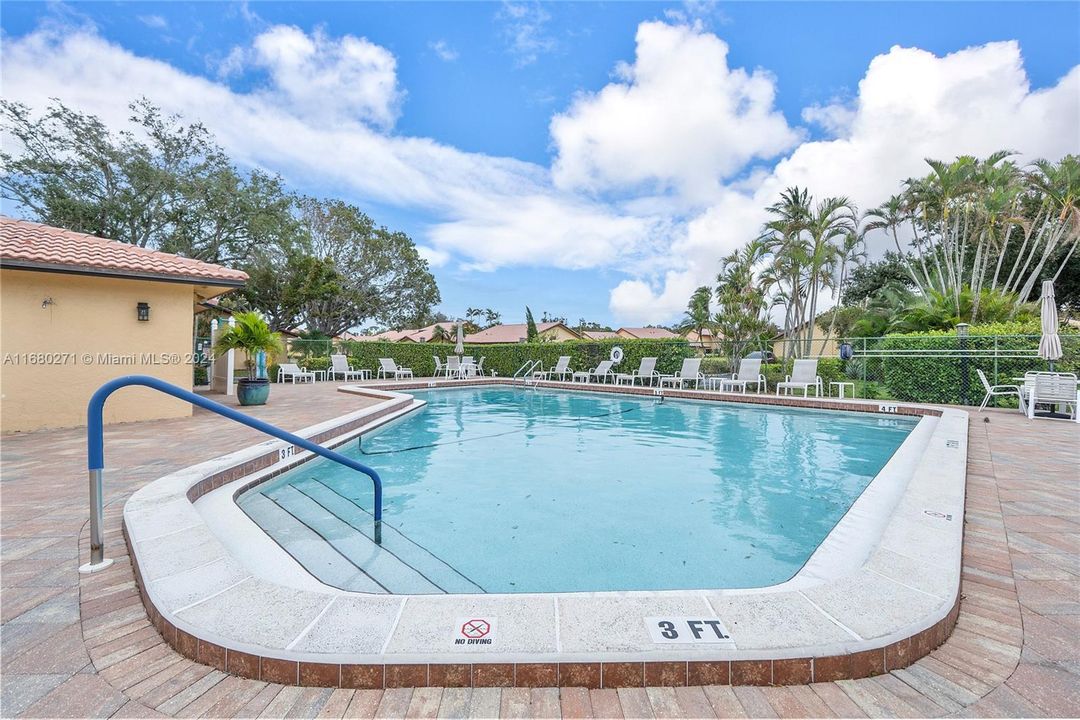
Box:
1;20;1076;327
0;23;652;275
137;15;167;29
249;25;403;129
550;21;801;205
496;2;556;67
605;40;1079;323
429;40;458;62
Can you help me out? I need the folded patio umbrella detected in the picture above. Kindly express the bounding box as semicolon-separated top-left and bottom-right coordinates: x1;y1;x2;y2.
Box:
1038;280;1062;366
455;322;465;355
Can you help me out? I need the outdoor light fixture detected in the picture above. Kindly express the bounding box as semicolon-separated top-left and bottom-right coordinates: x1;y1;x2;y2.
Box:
956;323;969;338
137;302;150;322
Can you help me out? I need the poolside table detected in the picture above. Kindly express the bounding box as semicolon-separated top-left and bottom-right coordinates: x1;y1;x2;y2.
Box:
830;381;856;399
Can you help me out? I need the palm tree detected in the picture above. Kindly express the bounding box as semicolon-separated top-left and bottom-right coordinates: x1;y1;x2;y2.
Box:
679;286;713;347
213;311;284;380
430;324;449;343
802;196;857;354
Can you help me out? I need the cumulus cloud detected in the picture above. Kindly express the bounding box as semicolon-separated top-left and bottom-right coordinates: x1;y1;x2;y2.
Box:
0;22;653;275
606;40;1079;322
1;18;1076;326
249;25;403;128
551;21;801;205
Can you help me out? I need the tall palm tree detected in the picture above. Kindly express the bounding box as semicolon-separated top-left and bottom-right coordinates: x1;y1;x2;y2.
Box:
679;286;714;347
801;196;857;354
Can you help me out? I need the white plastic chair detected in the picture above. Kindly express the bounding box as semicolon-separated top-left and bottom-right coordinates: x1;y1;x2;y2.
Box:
658;358;703;388
330;354;365;382
776;359;823;397
377;358;413;379
1027;372;1079;422
446;355;461;379
278;363;315;384
722;357;766;393
535;356;572;381
616;357;659;386
975;369;1023;412
433;356;444;377
588;360;615;383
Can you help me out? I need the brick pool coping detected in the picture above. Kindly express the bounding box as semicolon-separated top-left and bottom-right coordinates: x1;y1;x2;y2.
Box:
122;379;967;689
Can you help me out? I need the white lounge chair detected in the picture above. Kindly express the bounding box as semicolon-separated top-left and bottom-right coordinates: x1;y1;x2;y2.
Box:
278;363;315;384
976;369;1023;412
587;360;615;383
377;358;413;379
776;359;823;397
330;354;366;382
615;357;658;386
721;357;767;393
473;357;486;377
658;358;703;388
1026;372;1079;422
433;356;444;377
535;356;572;381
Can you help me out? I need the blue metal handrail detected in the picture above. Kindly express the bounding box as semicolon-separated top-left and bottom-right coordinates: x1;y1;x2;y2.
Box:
82;375;383;570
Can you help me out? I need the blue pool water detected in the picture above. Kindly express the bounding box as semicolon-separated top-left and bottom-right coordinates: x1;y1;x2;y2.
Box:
238;388;916;593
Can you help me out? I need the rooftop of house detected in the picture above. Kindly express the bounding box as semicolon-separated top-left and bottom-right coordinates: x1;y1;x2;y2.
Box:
0;216;249;286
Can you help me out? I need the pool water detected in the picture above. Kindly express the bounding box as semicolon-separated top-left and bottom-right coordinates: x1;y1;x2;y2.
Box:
238;388;916;593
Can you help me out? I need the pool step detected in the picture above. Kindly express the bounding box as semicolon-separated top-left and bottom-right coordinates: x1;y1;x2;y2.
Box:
239;492;388;593
264;485;445;594
294;478;485;594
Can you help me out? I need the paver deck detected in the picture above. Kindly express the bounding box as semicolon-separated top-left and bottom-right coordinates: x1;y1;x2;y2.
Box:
2;381;1077;718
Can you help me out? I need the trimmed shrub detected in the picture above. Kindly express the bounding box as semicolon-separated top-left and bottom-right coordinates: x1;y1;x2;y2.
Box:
873;326;1079;405
336;338;694;379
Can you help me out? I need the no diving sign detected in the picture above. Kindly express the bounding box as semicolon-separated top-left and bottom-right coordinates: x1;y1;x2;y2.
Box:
645;617;735;645
453;617;496;646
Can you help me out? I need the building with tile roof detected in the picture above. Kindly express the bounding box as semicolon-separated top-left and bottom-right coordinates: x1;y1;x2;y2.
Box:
1;217;248;432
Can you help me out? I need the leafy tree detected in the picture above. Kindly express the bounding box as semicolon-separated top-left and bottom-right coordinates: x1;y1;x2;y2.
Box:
539;310;567;324
841;252;916;306
576;319;613;332
525;306;539;342
234;250;342;332
294;197;440;336
0;98;290;265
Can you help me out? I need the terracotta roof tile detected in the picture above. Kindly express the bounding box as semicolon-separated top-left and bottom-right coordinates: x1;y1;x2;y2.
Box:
0;216;248;284
618;327;678;339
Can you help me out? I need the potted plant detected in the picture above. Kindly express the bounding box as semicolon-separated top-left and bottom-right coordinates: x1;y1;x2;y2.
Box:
212;311;284;406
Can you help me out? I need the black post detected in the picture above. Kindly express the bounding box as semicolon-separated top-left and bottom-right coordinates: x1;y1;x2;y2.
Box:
957;323;970;406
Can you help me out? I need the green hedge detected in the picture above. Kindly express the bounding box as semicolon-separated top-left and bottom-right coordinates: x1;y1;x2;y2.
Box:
314;338;695;380
872;326;1080;405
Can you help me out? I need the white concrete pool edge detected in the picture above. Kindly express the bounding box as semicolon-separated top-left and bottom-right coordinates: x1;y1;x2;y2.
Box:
122;384;966;667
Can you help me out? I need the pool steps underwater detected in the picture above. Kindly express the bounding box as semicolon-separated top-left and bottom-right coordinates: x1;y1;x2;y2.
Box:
241;478;485;595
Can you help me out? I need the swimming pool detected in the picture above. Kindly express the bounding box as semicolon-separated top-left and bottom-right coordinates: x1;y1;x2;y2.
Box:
238;387;916;594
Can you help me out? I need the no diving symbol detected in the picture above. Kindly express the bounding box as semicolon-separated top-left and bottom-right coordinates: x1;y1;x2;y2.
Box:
461;619;490;639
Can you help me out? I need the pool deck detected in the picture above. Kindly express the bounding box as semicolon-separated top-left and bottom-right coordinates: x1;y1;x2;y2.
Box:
2;381;1077;718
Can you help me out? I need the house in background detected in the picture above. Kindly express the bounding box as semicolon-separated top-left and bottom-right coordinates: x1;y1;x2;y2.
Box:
683;327;723;353
0;217;247;432
465;322;581;344
581;330;619;340
616;327;678;340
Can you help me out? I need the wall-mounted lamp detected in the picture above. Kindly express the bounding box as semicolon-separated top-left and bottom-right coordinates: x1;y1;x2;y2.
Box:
955;322;969;338
137;302;150;322
41;297;55;309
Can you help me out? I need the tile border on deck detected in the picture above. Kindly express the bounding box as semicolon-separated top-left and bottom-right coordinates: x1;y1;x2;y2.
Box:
122;379;966;688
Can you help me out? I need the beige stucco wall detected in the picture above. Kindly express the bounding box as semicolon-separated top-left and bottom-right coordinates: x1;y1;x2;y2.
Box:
1;269;195;433
542;325;579;342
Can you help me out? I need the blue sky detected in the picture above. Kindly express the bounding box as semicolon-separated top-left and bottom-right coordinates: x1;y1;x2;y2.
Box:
2;2;1078;328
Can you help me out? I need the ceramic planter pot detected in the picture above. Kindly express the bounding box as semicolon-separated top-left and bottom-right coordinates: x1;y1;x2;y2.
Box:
237;378;271;406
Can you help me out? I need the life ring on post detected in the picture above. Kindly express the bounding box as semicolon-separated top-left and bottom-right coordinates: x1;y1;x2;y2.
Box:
610;346;624;364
